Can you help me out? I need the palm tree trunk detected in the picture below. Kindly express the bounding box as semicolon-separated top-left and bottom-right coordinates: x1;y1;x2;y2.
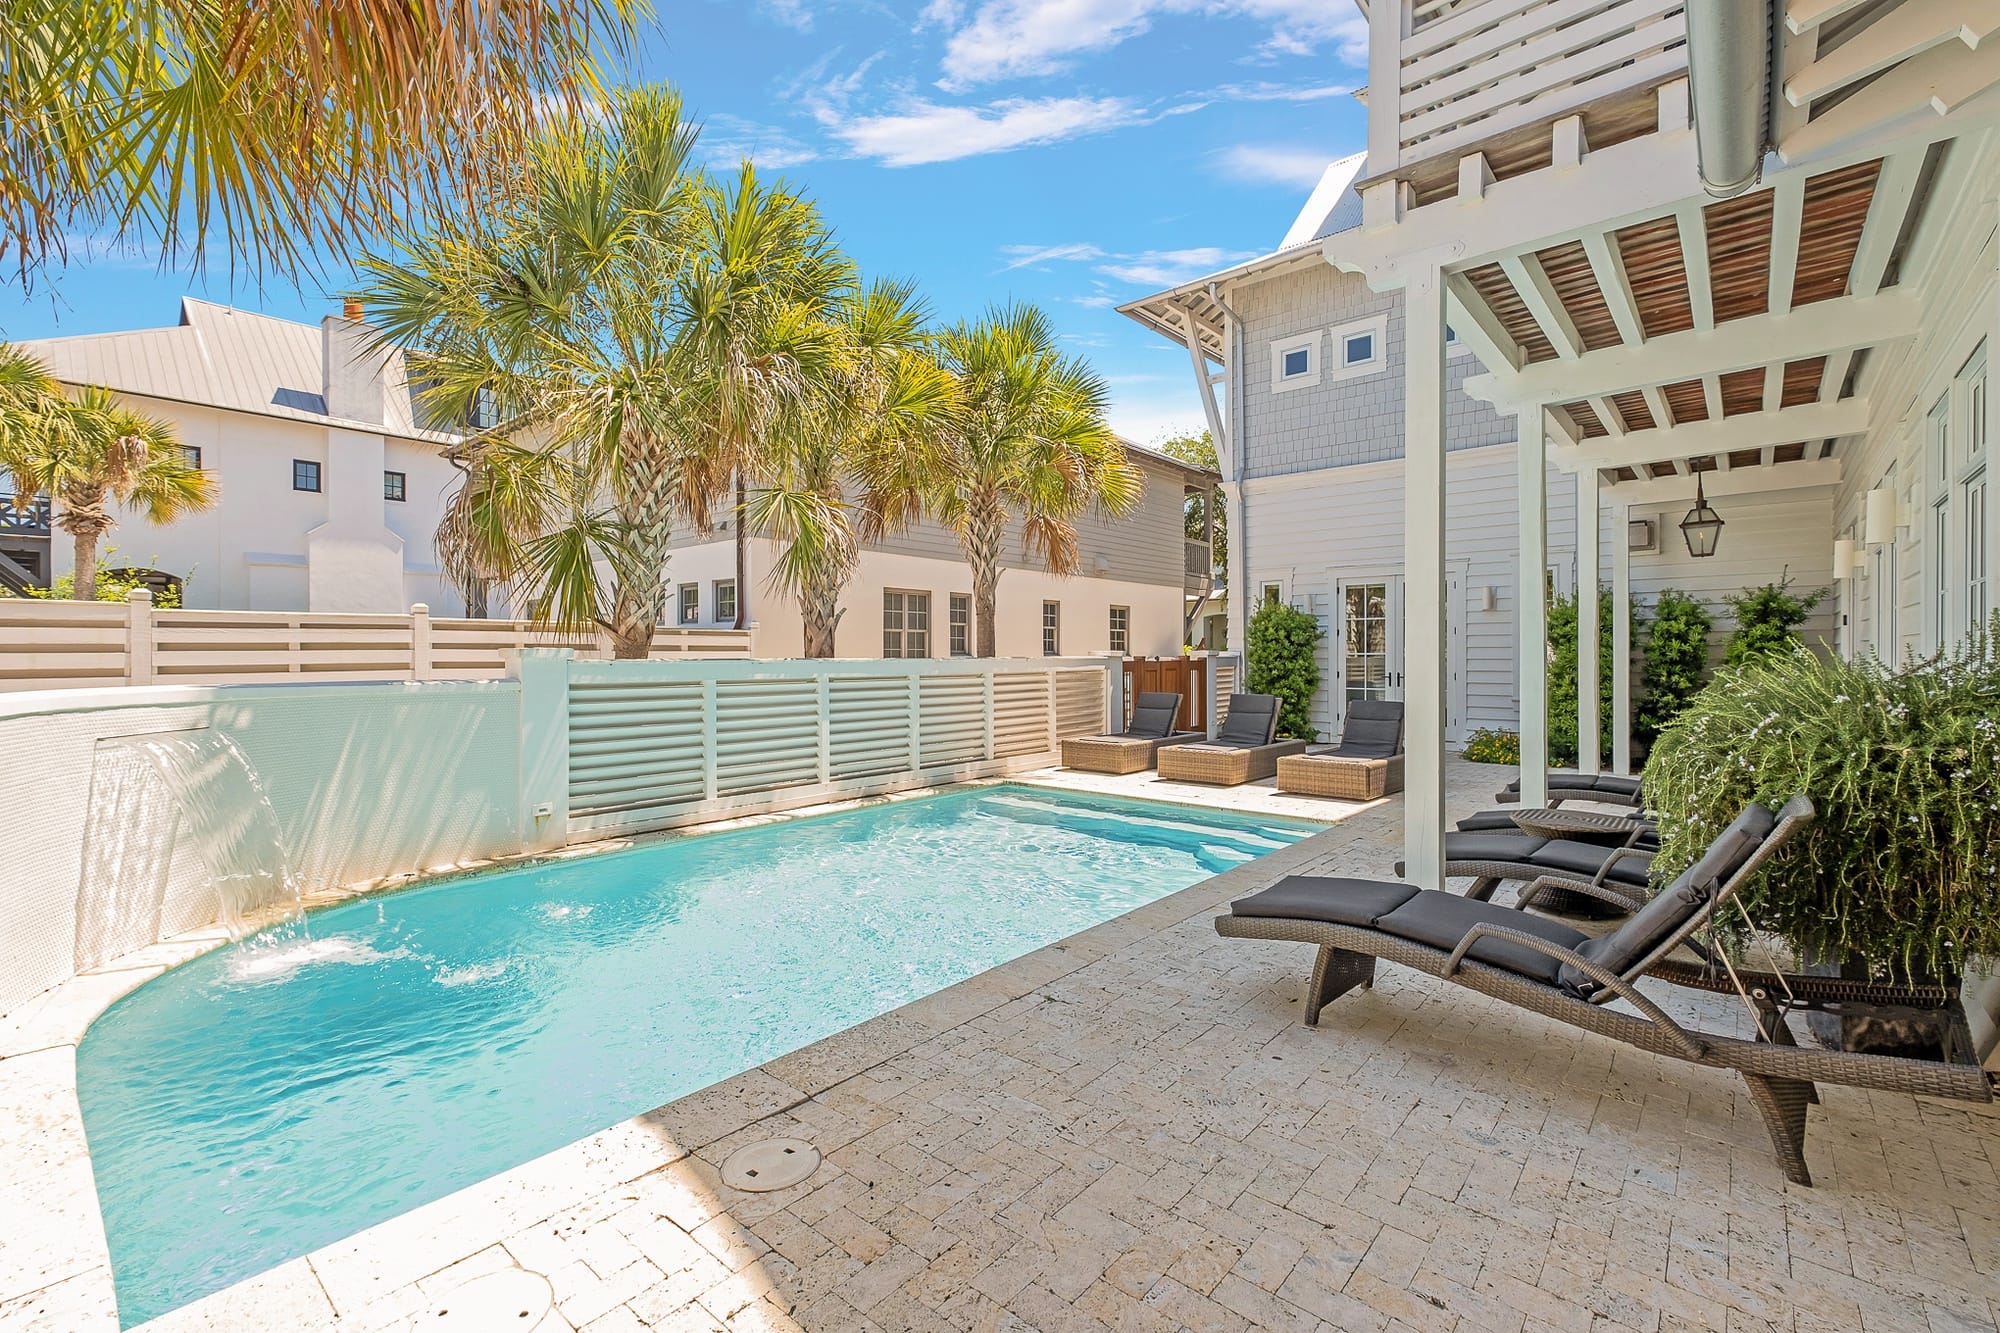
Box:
70;524;102;602
966;503;1004;658
799;569;844;657
733;471;749;630
607;434;677;659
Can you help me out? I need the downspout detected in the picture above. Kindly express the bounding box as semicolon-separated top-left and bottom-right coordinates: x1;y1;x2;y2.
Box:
1684;0;1773;198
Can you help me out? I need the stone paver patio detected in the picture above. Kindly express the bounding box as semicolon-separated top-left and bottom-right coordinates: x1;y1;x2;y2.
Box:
18;760;2000;1333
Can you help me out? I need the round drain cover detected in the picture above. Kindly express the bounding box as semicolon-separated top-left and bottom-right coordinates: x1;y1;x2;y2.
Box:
412;1268;553;1330
721;1137;821;1192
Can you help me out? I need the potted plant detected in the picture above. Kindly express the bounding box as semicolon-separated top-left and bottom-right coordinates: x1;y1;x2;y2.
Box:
1644;619;2000;1056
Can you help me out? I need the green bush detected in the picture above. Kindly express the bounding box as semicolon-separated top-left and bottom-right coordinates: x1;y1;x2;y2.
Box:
1636;588;1712;745
1548;590;1615;766
1645;620;2000;984
1246;600;1324;740
1723;572;1827;666
1462;728;1520;765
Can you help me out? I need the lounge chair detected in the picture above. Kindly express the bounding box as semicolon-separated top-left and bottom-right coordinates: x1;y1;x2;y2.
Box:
1217;796;1994;1186
1496;770;1646;808
1060;691;1200;774
1155;693;1309;786
1418;808;1661;912
1275;700;1405;800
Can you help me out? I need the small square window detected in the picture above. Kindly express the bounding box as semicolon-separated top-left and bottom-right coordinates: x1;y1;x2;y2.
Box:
293;459;321;492
1282;348;1310;378
713;579;737;624
1261;582;1283;608
177;445;202;469
1343;332;1375;366
678;583;699;624
383;470;406;502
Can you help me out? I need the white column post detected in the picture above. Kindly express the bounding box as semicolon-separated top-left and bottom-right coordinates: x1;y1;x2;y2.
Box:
1205;652;1222;739
1365;0;1406;176
816;673;832;786
410;602;435;681
1106;655;1126;734
1611;500;1634;775
1518;408;1550;808
1577;465;1602;774
701;678;719;801
125;587;155;685
505;647;573;852
1403;264;1449;888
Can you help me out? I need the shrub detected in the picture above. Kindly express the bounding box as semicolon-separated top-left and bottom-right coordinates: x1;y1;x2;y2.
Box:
1547;590;1615;766
28;550;185;608
1462;728;1520;765
1723;572;1828;667
1645;620;2000;985
1246;600;1324;740
1636;588;1712;745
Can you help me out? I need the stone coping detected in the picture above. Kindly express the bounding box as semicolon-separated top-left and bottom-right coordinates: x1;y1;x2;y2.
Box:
0;771;1353;1332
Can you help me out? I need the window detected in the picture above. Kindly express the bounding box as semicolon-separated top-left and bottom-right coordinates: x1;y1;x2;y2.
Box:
678;583;699;624
383;470;406;502
1108;605;1129;654
292;459;321;492
883;590;930;657
467;385;499;432
1260;582;1283;608
949;593;971;656
1932;391;1952;643
176;445;202;469
1042;600;1060;656
1963;352;1989;631
1328;313;1389;381
713;579;736;624
1270;334;1319;392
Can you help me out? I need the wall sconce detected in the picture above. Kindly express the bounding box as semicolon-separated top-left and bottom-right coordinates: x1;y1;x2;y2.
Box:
1479;585;1497;612
1864;487;1897;546
1832;538;1858;581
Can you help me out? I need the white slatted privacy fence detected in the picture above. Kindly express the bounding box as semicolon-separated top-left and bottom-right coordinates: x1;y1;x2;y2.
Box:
540;653;1117;840
0;594;749;691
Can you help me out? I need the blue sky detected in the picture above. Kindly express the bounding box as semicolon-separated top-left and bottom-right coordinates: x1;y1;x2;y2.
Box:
1;0;1371;444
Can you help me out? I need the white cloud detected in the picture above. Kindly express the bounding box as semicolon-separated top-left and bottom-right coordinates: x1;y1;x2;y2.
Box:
700;114;822;171
824;95;1147;166
1214;143;1338;189
1000;242;1106;270
1097;246;1257;286
937;0;1370;89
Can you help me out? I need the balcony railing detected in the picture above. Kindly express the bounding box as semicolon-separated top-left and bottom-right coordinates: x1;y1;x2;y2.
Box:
1185;540;1215;594
0;494;51;536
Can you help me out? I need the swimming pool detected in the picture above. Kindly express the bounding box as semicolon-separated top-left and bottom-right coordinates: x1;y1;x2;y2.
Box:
76;784;1316;1326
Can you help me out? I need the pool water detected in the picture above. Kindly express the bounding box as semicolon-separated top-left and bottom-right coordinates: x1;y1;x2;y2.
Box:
76;785;1316;1326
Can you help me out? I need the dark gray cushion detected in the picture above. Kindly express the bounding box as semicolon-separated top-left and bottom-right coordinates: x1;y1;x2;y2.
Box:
1127;692;1182;738
1528;840;1654;887
1229;876;1419;927
1503;772;1602;793
1556;803;1777;996
1374;891;1589;985
1593;774;1645;796
1441;832;1551;864
1457;809;1524;832
1335;701;1402;757
1216;694;1279;745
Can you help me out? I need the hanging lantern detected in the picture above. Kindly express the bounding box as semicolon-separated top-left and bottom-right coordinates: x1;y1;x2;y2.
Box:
1679;474;1724;558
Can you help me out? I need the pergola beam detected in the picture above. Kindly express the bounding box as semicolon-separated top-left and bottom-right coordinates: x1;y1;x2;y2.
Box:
1779;39;2000;161
1676;203;1716;332
1581;231;1646;346
1767;172;1806;314
1851;149;1930;296
1553;397;1874;468
1785;0;2000;108
1465;289;1921;406
1500;252;1585;359
1603;456;1843;501
1444;273;1525;373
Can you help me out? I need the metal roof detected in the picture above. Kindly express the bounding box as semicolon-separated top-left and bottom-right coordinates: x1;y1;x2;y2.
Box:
16;298;457;446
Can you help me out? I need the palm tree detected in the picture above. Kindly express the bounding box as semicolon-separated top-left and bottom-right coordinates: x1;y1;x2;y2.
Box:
0;357;217;600
870;304;1140;658
747;279;950;656
674;164;853;630
0;0;636;287
354;86;704;656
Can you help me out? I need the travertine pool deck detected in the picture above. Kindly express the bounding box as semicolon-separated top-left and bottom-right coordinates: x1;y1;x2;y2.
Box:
6;760;2000;1332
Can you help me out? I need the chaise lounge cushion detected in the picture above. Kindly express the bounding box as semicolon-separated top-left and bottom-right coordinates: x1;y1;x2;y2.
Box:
1334;700;1402;757
1373;891;1590;985
1529;840;1654;887
1127;692;1184;739
1445;831;1552;862
1556;803;1778;995
1215;694;1280;746
1229;876;1420;928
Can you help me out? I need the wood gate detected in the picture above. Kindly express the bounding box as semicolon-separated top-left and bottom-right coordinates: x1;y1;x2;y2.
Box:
1121;656;1210;732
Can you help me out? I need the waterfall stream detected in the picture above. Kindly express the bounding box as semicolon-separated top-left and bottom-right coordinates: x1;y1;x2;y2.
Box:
74;729;304;972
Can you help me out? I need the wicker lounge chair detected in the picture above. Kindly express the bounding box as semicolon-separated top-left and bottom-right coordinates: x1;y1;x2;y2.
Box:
1406;820;1658;913
1496;770;1646;807
1276;700;1405;800
1060;692;1199;774
1156;693;1309;786
1217;796;1995;1186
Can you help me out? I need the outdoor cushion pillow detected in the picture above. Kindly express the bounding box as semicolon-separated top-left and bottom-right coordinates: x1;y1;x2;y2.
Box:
1216;695;1278;746
1336;715;1401;757
1128;696;1181;738
1229;876;1420;928
1529;840;1654;887
1440;831;1552;863
1373;891;1590;985
1556;802;1777;996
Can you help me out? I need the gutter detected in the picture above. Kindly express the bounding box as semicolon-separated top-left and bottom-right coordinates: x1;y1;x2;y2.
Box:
1685;0;1773;198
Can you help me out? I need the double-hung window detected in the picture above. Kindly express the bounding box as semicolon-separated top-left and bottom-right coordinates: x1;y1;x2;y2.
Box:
713;578;737;624
1042;600;1060;656
948;593;971;656
677;583;699;624
1108;606;1129;654
884;590;930;657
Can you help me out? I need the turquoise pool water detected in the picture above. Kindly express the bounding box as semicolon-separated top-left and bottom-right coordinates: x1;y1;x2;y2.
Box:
76;785;1315;1326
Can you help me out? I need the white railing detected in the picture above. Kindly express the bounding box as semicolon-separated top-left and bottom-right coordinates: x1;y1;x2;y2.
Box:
0;593;750;692
513;652;1117;840
1385;0;1688;168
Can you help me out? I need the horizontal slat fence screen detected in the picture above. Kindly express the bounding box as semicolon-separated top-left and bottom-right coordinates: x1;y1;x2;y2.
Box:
553;655;1115;839
0;595;748;692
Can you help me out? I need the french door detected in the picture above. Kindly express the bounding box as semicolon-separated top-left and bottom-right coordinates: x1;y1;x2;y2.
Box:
1335;572;1465;743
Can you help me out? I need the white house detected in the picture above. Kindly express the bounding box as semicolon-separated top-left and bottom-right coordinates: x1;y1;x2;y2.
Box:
18;300;1218;660
1123;0;2000;883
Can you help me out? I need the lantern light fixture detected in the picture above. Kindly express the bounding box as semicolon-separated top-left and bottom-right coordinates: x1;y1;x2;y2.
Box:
1679;474;1724;558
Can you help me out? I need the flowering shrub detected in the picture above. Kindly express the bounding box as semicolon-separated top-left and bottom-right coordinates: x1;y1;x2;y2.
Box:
1461;728;1520;765
1645;618;2000;983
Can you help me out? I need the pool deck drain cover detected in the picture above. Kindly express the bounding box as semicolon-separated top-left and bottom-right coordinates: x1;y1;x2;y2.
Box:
411;1267;553;1329
722;1137;820;1192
